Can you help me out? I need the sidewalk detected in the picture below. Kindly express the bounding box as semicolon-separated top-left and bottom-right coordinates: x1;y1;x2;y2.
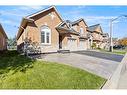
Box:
117;70;127;89
102;53;127;89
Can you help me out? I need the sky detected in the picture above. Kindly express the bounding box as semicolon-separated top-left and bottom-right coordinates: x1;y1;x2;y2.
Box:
0;5;127;39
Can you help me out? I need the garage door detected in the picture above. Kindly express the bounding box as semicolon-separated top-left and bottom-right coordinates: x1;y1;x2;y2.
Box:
67;39;77;51
78;39;87;50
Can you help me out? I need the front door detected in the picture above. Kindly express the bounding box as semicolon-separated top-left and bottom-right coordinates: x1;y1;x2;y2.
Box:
59;35;62;49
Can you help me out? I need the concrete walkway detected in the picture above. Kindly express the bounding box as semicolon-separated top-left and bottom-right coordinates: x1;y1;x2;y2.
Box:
117;57;127;89
31;53;119;79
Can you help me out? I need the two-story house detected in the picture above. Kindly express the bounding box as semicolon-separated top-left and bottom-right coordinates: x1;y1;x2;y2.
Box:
17;6;90;53
101;33;110;49
87;24;104;48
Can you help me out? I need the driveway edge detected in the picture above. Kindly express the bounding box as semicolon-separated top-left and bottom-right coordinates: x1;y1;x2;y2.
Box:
102;53;127;89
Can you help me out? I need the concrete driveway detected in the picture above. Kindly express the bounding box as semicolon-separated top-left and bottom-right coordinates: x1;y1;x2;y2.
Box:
31;52;120;79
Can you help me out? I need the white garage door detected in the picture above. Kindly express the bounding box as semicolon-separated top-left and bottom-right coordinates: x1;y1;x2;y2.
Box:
67;39;77;51
78;40;87;50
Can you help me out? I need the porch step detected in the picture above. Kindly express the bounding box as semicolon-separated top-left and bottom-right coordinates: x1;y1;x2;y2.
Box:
57;50;70;53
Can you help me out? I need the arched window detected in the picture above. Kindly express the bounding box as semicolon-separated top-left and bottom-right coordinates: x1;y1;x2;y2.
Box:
41;26;51;44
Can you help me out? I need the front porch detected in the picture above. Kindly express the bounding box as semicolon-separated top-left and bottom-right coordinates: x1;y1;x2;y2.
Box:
57;26;79;51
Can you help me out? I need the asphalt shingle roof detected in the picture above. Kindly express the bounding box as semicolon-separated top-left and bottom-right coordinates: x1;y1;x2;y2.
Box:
87;24;100;32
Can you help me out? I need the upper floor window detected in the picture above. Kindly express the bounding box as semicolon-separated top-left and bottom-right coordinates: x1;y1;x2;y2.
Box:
80;27;84;35
41;26;51;44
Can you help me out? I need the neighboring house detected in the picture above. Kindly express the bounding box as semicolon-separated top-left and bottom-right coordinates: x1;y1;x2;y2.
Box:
17;6;90;53
87;24;104;48
56;19;89;51
0;23;8;51
101;33;110;49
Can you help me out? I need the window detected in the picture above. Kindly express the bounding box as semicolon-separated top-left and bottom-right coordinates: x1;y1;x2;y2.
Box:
41;32;45;43
46;32;50;43
80;27;84;35
41;26;51;44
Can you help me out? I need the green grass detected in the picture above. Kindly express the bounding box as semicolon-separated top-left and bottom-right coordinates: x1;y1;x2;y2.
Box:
98;49;126;55
112;49;126;55
0;51;106;89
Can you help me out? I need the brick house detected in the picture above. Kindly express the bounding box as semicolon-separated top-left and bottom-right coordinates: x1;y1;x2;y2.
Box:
87;24;104;49
16;6;90;53
0;23;8;51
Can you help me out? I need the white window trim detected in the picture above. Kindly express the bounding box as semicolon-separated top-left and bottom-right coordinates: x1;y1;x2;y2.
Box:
41;26;51;45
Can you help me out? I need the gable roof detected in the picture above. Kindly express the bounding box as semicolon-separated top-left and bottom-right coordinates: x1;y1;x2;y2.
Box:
103;33;109;37
26;6;63;21
87;24;103;34
57;18;87;29
16;18;34;40
17;6;63;40
56;18;88;35
72;18;88;27
87;24;100;31
57;20;72;29
0;23;8;39
56;20;79;35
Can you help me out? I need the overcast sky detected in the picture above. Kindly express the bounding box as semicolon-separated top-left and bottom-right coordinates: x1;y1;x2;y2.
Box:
0;5;127;38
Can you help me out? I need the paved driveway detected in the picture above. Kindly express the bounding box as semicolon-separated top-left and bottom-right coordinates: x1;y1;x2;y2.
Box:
31;52;120;79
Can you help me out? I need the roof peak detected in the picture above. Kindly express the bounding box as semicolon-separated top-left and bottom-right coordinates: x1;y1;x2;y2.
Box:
72;18;83;24
26;6;55;18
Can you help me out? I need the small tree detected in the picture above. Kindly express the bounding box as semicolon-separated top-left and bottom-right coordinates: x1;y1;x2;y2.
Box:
118;37;127;46
8;36;17;50
91;42;96;49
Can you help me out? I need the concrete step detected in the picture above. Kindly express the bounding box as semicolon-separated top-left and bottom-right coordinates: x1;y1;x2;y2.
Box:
57;50;70;53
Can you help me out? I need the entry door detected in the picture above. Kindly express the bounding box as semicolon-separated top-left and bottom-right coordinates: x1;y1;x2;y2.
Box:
59;36;62;49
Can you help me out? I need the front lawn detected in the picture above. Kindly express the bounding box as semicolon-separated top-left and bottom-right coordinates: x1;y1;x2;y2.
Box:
98;49;126;55
0;51;106;89
112;49;126;55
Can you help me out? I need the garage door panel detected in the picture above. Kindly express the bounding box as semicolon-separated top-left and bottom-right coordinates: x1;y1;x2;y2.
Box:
78;39;87;50
67;39;77;51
